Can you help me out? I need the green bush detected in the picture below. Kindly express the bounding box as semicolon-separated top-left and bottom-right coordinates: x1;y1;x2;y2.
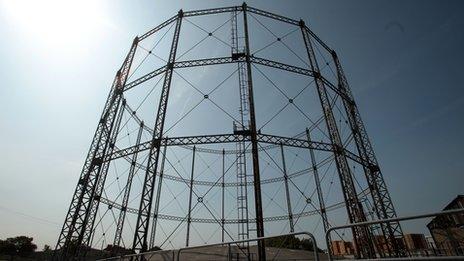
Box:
264;235;323;252
0;236;37;257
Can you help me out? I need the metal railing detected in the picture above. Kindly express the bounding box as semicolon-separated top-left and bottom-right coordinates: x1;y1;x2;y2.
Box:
99;231;319;261
326;208;464;261
98;248;175;261
177;231;319;261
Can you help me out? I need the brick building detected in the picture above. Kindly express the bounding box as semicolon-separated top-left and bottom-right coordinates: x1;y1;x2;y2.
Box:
427;195;464;256
331;240;354;256
403;233;428;250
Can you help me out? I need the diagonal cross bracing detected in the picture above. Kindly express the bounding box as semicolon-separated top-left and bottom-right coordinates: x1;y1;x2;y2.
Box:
56;4;404;259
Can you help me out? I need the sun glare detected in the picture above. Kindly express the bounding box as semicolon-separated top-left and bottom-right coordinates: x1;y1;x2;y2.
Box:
2;0;107;50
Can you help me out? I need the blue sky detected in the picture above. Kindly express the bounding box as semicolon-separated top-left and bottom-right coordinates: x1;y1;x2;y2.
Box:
0;0;463;250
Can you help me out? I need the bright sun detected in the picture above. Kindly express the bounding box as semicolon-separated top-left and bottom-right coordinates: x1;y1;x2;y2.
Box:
1;0;106;50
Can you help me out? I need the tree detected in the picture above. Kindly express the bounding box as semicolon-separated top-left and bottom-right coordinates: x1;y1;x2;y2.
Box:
0;239;16;255
0;236;37;257
265;235;301;250
264;235;323;252
104;244;134;256
43;244;52;255
148;246;162;251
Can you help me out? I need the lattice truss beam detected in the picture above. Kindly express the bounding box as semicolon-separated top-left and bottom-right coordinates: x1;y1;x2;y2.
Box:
55;3;405;260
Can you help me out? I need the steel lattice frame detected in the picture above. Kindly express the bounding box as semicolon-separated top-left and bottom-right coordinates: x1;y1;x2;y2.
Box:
55;3;405;260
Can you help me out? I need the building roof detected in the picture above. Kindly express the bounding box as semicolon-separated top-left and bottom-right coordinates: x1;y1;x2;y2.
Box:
427;195;464;229
443;195;464;211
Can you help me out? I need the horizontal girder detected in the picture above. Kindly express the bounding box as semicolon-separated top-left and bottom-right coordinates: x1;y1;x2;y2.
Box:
184;6;242;18
123;55;352;103
100;194;322;223
115;151;334;187
99;191;369;223
106;132;365;166
107;133;249;162
139;15;178;41
139;5;303;41
124;65;167;92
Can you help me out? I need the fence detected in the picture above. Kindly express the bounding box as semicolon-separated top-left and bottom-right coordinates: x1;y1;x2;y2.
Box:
98;209;464;260
99;231;319;261
326;208;464;261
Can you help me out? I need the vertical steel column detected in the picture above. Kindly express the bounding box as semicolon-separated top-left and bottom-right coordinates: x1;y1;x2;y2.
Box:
132;10;183;253
242;4;266;261
114;121;145;247
55;37;138;259
300;21;375;258
186;146;196;247
306;128;331;244
82;99;128;251
279;143;294;233
222;149;225;243
149;143;168;249
232;5;251;250
331;50;405;257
